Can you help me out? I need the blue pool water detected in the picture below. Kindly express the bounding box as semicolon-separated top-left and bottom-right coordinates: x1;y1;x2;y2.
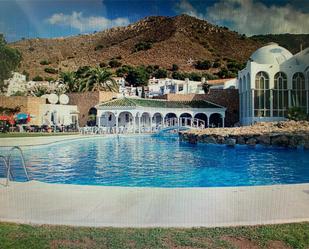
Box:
1;134;309;187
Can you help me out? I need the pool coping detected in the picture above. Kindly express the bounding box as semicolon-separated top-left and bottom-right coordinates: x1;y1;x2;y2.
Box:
0;180;308;227
0;133;152;147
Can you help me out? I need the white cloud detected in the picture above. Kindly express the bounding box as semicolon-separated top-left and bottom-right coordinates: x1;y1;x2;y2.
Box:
46;11;130;32
176;0;309;35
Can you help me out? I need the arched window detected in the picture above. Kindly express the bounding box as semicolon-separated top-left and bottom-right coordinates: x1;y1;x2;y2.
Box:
273;72;288;117
254;72;270;117
291;72;306;110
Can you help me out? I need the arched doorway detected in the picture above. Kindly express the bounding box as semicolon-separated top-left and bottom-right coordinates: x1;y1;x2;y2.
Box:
87;107;97;126
209;113;223;127
100;111;116;128
152;113;163;126
194;113;207;128
179;113;192;126
141;112;151;131
118;111;134;130
164;113;177;127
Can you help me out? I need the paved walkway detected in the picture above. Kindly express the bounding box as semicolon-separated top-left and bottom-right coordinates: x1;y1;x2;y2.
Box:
0;180;308;227
0;135;88;147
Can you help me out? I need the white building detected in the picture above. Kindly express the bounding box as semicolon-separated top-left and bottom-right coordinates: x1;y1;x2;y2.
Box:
94;97;226;133
148;78;205;97
4;72;27;96
238;43;309;125
40;104;79;126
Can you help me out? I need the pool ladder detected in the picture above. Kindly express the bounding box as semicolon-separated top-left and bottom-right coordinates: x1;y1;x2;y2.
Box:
0;146;30;187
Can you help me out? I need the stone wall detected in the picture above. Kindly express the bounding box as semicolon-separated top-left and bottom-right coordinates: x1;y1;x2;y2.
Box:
157;89;239;127
0;96;46;125
68;91;116;127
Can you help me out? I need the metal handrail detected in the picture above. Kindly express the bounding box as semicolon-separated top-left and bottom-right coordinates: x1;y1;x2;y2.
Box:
5;146;30;186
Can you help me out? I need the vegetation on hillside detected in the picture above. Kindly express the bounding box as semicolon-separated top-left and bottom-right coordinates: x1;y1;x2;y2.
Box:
0;34;22;92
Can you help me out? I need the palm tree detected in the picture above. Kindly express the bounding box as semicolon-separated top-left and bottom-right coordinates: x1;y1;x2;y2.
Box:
59;71;78;93
85;67;119;92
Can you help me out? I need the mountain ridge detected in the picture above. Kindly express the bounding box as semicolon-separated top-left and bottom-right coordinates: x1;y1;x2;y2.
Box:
9;14;307;80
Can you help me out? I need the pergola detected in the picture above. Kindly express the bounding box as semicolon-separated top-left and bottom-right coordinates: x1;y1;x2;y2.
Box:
95;98;226;133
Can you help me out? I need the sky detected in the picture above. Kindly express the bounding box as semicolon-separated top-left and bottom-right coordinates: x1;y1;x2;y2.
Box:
0;0;308;42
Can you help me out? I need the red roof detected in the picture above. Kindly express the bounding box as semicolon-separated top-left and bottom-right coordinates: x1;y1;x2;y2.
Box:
207;78;236;85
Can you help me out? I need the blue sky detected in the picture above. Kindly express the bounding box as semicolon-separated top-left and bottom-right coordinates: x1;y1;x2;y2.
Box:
0;0;308;42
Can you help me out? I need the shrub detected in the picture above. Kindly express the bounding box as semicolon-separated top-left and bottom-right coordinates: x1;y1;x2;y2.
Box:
134;41;152;52
213;61;221;68
40;60;50;65
195;60;211;70
32;75;43;81
94;44;104;51
287;107;308;121
99;62;107;68
108;59;122;68
45;77;54;82
44;67;58;74
171;64;179;71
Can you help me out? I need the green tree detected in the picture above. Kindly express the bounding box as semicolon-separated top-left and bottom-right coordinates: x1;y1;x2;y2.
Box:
85;67;118;92
195;60;211;70
108;59;122;68
59;71;79;92
152;68;167;79
171;64;179;71
0;34;22;91
125;67;149;86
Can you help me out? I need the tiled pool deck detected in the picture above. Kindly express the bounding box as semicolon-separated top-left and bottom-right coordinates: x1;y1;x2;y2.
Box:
0;135;308;227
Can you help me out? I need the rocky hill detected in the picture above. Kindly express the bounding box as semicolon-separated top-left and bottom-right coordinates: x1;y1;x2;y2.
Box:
8;14;303;80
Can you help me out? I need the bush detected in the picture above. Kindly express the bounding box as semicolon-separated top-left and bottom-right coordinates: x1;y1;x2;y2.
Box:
40;60;50;65
195;60;211;70
287;107;308;121
152;68;167;79
99;62;107;68
44;67;58;74
171;64;179;71
32;75;43;81
108;59;122;68
134;41;152;52
45;77;54;82
94;44;104;51
116;65;132;77
213;61;221;68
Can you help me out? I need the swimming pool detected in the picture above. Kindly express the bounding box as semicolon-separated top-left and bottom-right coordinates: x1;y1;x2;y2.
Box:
1;134;309;187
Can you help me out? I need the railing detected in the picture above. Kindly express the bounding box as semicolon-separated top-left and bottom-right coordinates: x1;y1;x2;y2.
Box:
79;117;205;135
0;146;30;187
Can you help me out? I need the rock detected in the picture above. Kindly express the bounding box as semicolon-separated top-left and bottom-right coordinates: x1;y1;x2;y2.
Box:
188;135;197;144
237;136;246;145
225;138;236;147
271;135;289;147
216;135;225;144
246;138;256;146
256;135;270;145
204;136;217;144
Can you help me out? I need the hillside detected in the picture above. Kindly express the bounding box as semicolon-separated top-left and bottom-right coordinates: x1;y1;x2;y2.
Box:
251;34;309;54
8;15;305;80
